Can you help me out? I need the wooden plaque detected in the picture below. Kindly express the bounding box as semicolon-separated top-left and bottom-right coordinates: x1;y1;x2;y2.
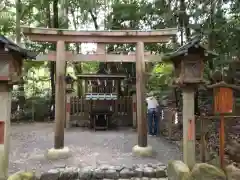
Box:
0;121;4;144
214;87;233;114
188;119;195;141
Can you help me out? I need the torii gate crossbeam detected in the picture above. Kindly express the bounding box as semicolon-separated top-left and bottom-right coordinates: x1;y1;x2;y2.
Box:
21;26;177;43
36;51;163;62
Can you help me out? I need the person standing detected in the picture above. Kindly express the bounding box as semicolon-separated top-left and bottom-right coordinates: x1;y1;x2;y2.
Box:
146;92;159;136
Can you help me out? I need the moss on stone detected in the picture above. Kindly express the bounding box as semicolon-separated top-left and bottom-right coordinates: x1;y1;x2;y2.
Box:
190;163;226;180
225;164;240;180
167;160;190;180
8;171;35;180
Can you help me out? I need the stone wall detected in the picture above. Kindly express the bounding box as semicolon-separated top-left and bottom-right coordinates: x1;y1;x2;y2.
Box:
8;163;168;180
167;160;240;180
7;161;240;180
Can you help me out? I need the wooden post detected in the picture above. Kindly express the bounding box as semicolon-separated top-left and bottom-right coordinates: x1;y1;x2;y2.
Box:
66;93;71;128
213;86;233;169
132;93;137;128
168;111;174;139
97;43;106;54
182;87;196;168
136;41;147;147
63;63;66;127
200;117;206;162
116;80;119;97
219;115;225;168
54;40;66;149
84;80;88;94
0;84;11;179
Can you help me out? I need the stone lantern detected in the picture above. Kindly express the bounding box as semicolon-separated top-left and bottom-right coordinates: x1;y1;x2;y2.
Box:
163;36;217;87
163;36;217;169
65;74;74;93
0;36;36;84
0;35;37;178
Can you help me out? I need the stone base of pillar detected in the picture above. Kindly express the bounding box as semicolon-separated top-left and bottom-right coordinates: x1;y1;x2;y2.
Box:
46;147;70;160
132;127;137;131
65;123;71;129
132;145;153;157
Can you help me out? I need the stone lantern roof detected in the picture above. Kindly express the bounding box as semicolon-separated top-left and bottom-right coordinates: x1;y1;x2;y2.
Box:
163;36;218;62
0;35;37;59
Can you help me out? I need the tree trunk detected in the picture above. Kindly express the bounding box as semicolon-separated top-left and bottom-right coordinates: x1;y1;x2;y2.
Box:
75;45;82;96
16;0;26;112
49;0;59;112
179;0;184;45
175;0;189;111
46;3;51;28
89;10;99;30
207;0;216;83
16;0;21;44
71;8;82;96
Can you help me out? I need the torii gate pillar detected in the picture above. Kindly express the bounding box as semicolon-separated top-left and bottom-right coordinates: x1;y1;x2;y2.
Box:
132;42;152;156
46;40;70;160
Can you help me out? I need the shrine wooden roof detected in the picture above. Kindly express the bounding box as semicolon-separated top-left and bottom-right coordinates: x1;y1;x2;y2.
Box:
163;36;218;62
77;74;127;80
0;35;37;59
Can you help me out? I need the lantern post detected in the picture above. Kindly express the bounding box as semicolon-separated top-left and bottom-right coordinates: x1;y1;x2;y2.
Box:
163;36;217;169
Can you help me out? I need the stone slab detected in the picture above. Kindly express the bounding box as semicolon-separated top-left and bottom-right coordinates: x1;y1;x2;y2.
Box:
46;147;70;160
132;145;153;157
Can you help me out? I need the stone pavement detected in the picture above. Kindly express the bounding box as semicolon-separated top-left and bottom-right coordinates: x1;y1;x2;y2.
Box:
9;123;181;174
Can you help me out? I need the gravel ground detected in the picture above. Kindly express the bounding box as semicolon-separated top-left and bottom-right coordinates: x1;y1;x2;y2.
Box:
9;123;181;174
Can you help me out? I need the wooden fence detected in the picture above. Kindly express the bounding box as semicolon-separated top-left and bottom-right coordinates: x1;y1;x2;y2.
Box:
70;96;132;126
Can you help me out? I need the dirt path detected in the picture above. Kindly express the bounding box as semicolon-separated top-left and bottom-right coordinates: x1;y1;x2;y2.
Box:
9;123;181;174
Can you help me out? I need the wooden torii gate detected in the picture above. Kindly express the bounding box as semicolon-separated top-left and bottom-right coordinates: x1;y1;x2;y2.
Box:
21;26;177;158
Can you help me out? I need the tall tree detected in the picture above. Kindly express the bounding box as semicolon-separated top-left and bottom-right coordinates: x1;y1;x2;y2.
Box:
49;0;59;109
15;0;26;111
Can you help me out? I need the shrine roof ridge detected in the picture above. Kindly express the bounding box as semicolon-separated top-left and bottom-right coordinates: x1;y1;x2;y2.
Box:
0;35;37;59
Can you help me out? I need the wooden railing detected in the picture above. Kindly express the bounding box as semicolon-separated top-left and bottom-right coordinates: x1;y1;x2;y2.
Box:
70;97;88;116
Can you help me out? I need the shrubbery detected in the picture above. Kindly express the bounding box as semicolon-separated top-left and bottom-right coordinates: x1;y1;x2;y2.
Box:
11;96;51;122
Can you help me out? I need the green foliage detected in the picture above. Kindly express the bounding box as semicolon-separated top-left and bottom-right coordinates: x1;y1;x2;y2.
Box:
24;96;50;121
1;0;240;120
148;63;174;93
82;62;99;73
0;1;15;35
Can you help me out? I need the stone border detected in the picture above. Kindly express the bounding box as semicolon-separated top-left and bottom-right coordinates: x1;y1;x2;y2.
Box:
34;163;167;180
